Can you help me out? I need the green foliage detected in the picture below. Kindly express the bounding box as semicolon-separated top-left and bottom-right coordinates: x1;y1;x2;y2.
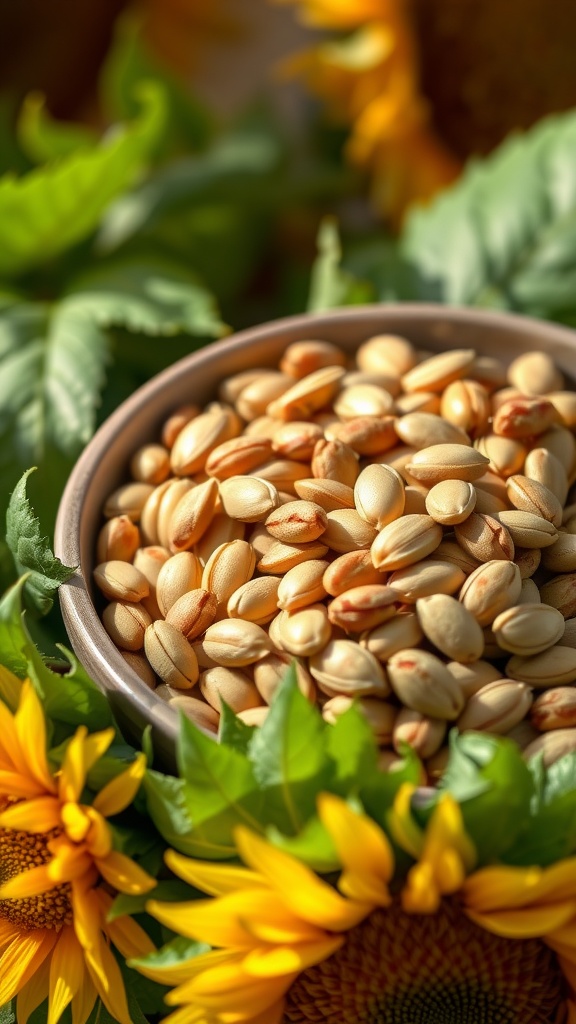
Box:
505;753;576;867
307;218;373;311
6;468;75;614
18;93;98;163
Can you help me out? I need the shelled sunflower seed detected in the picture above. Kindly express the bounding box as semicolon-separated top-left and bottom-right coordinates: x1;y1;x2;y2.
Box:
95;335;576;780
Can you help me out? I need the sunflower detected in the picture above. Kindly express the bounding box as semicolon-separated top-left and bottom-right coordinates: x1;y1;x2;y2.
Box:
0;674;156;1024
277;0;576;220
136;789;576;1024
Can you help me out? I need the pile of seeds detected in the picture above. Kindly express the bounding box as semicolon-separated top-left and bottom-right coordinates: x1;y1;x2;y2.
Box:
95;336;576;779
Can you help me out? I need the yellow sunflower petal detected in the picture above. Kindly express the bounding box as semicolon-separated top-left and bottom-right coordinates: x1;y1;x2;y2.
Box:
61;802;91;843
424;795;476;875
0;770;55;798
95;849;156;895
160;1008;207;1024
70;970;97;1024
243;936;344;977
0;918;20;948
59;727;114;804
92;753;146;818
466;900;576;939
172;960;292;1017
338;870;393;906
16;953;51;1024
546;919;576;962
0;695;29;775
16;681;57;793
0;929;57;1004
147;894;263;947
318;793;394;901
47;926;86;1024
243;910;328;946
464;859;576;912
165;848;266;896
105;913;156;960
0;664;21;710
402;862;440;915
0;864;54;901
234;826;371;931
71;881;102;953
84;808;112;859
0;796;60;833
85;934;132;1024
387;783;423;858
134;949;242;988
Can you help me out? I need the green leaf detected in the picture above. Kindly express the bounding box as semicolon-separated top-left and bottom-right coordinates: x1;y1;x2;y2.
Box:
18;92;98;163
0;577;29;680
307;218;373;312
130;937;211;975
400;111;576;319
6;468;75;615
218;701;256;753
0;1002;15;1024
27;642;113;732
268;814;339;872
0;82;166;278
439;732;534;864
143;770;197;851
175;714;264;858
248;666;331;834
505;753;576;866
64;255;227;338
325;701;379;792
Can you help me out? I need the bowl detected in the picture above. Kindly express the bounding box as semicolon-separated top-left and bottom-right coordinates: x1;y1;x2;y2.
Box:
55;303;576;767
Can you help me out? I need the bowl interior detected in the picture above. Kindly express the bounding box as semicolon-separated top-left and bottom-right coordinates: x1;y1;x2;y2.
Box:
55;304;576;767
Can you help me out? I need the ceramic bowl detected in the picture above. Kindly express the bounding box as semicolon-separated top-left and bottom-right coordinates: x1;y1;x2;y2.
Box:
55;304;576;766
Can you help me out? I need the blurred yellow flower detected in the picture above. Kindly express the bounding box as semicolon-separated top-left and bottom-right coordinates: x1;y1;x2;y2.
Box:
0;677;155;1024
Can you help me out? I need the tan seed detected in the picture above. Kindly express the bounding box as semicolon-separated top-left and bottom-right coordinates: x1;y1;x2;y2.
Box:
324;509;378;553
540;574;576;619
199;666;263;714
507;351;564;396
165;589;218;640
401;348;476;393
279;339;347;378
457;679;533;734
475;434;527;478
440;379;491;439
267;365;346;420
323;550;383;597
459;559;522;626
119;651;157;688
506;646;576;687
328;585;397;633
144;621;199;689
167;696;219;734
395;412;470;449
393;709;446;758
523;729;576;766
323;696;398;745
356;334;417;377
201;620;272;666
161;404;199;449
388;560;465;603
524;448;568;505
276;604;332;656
205;436;273;480
542;533;576;572
334;383;394;419
406;444;489;485
454;513;515;562
257;539;329;574
309;639;390;698
371;515;443;571
492;397;559;439
445;659;503;699
201;540;256;616
425;479;476;525
387;649;465;720
93;561;149;603
416;594;484;663
219;476;280;522
531;688;576;731
265;500;328;543
170;408;239;476
96;516;140;563
104;482;154;521
168;478;219;553
360;613;423;663
253;653;316;704
277;559;329;611
156;552;203;616
505;475;563;528
102;601;152;651
492;603;566;657
311;438;360;487
235;373;292;421
354;464;405;530
324;416;397;455
227;576;281;624
272;421;324;461
294;478;355;512
130;444;170;485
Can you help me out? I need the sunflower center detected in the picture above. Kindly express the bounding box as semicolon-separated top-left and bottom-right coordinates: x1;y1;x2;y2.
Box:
284;899;567;1023
0;827;72;930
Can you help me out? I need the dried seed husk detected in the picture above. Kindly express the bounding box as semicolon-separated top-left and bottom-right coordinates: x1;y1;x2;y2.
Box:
280;339;347;378
294;477;355;512
156;480;195;550
324;416;397;456
162;404;199;449
93;561;149;603
167;695;219;733
356;334;417;377
276;603;332;656
248;459;310;495
454;513;515;562
257;538;329;574
468;355;507;392
395;412;470;449
457;679;533;734
459;559;522;626
277;559;329;611
170;407;239;476
323;549;383;597
360;612;423;662
237;706;270;727
119;651;157;688
406;444;489;484
387;648;465;719
492;397;559;439
540;574;576;619
323;695;398;744
205;436;273;480
102;601;152;651
227;576;281;624
219;475;280;522
371;514;443;571
495;510;558;549
505;475;563;528
133;546;171;588
327;585;397;633
235;373;293;420
218;368;281;406
311;438;359;488
334;383;394;419
97;516;140;563
324;508;379;553
547;391;576;430
393;708;446;758
130;444;170;486
562;618;576;647
416;594;484;663
267;365;346;420
342;370;401;395
272;421;324;461
506;645;576;687
539;425;576;477
531;687;576;731
542;533;576;572
138;481;174;545
201;539;256;616
353;464;405;530
168;478;220;553
472;488;509;518
388;560;465;603
403;487;428;515
503;720;540;750
165;589;218;640
194;513;245;565
156;551;203;616
426;746;450;781
440;379;491;439
519;578;541;604
524;448;568;505
514;547;542;579
104;482;154;521
475;434;527;478
508;350;564;395
492;603;566;656
144;620;199;689
445;659;503;699
395;392;441;416
253;652;316;704
522;728;576;766
264;500;328;543
434;539;480;576
371;444;417;481
199;666;263;714
401;349;476;393
310;639;390;697
201;619;272;666
425;479;476;525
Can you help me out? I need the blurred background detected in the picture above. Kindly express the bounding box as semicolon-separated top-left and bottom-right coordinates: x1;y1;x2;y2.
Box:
2;0;576;638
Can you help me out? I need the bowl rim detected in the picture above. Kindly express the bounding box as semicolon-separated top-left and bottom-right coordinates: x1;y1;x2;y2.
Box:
55;302;576;761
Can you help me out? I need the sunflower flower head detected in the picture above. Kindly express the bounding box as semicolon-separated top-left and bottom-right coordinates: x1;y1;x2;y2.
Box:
0;675;156;1024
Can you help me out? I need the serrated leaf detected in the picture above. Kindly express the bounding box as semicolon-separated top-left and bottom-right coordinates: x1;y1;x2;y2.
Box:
64;255;227;337
400;111;576;321
0;82;166;278
18;92;98;163
268;815;339;872
27;641;113;731
175;714;264;858
504;753;576;867
143;770;197;851
248;666;331;834
0;1002;15;1024
307;217;373;312
6;468;75;615
439;732;534;864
